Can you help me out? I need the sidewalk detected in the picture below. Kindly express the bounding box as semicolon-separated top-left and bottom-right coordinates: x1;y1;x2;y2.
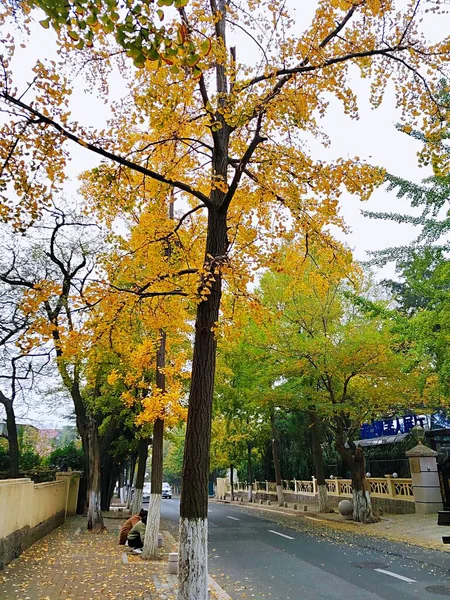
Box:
215;498;450;554
0;516;228;600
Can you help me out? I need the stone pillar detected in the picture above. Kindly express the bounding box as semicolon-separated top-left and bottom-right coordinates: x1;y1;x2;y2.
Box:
56;471;81;517
406;445;442;514
67;472;81;516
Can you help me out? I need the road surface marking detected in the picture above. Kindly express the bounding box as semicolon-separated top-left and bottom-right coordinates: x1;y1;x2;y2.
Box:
227;516;240;521
268;529;295;540
209;522;219;527
304;516;326;522
374;569;416;583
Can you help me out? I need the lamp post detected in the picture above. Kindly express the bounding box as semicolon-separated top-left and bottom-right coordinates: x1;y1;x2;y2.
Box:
411;425;425;445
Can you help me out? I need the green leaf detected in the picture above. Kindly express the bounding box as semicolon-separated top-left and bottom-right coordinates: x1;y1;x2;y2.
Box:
146;45;160;61
86;14;98;26
186;53;200;66
192;65;202;79
68;30;79;41
200;38;211;56
175;0;189;7
39;18;51;29
156;9;164;21
133;54;146;68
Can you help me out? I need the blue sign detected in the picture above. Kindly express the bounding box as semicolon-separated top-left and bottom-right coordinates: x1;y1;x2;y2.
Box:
360;415;426;440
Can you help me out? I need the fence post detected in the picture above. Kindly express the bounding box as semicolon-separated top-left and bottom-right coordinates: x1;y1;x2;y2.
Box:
312;476;317;495
266;480;269;493
336;479;341;497
385;474;396;498
294;479;298;494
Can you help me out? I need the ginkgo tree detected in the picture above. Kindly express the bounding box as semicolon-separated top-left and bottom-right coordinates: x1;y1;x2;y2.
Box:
254;237;438;523
88;198;193;558
2;0;450;595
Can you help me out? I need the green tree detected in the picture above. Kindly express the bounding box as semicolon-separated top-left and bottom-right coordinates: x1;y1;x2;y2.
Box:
3;1;450;595
45;441;85;471
386;249;450;401
363;82;450;266
252;238;434;522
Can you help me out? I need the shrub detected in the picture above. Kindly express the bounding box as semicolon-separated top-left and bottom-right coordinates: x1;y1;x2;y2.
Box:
46;442;84;472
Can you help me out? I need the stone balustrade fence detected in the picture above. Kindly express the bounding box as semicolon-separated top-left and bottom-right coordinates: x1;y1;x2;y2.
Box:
224;475;414;503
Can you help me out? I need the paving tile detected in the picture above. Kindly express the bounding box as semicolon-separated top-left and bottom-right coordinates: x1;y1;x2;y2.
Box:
0;517;170;600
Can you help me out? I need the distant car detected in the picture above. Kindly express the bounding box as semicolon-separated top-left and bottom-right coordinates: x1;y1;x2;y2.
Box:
162;482;172;499
142;482;151;502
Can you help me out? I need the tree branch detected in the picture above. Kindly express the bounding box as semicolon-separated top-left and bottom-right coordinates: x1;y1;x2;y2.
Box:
0;91;212;208
221;112;267;210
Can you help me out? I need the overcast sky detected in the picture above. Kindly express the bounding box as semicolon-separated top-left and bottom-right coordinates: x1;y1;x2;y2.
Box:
10;1;441;275
3;1;447;427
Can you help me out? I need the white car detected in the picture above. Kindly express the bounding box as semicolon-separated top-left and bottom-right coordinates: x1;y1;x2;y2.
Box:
162;482;172;499
142;482;151;501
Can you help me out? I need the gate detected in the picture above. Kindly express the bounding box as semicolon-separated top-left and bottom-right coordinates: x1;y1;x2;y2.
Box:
438;460;450;511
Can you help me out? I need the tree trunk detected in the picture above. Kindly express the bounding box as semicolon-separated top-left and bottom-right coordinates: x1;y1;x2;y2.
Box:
119;467;125;504
126;452;137;509
309;411;330;513
106;464;118;510
74;402;90;515
335;426;378;524
126;454;137;509
351;448;379;523
0;394;19;478
247;443;253;503
270;409;283;506
86;415;105;532
100;453;114;511
178;207;228;600
100;418;118;511
132;437;149;514
230;464;234;501
143;330;166;559
142;417;164;559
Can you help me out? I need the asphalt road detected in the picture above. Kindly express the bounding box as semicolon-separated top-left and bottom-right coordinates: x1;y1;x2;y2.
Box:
158;498;450;600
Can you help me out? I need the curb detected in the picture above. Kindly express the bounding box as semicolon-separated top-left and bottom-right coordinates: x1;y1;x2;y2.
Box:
208;575;233;600
162;529;233;600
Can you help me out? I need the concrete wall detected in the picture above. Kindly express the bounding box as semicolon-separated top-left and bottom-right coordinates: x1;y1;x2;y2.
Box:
0;473;80;569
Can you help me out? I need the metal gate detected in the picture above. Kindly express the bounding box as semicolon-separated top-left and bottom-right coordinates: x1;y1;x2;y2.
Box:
438;460;450;511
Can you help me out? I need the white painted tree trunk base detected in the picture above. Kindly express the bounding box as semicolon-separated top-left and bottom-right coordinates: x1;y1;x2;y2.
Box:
178;518;208;600
87;490;104;531
119;487;125;504
132;488;143;515
142;493;161;559
317;484;331;513
247;485;253;502
276;484;283;506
